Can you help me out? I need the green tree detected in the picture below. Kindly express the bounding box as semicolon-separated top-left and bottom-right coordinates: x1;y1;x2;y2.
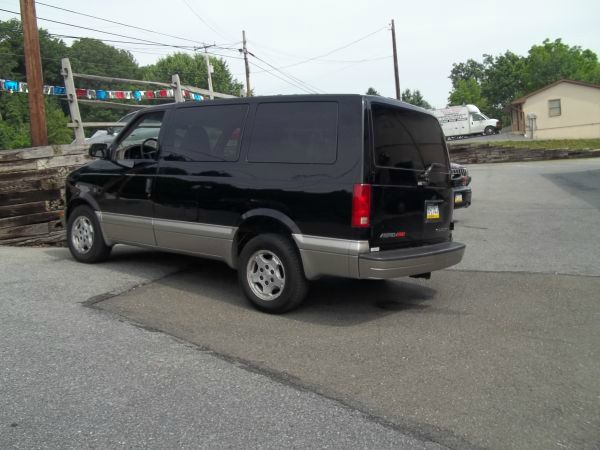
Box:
366;87;380;95
447;38;600;124
448;78;488;110
480;51;526;120
521;38;600;92
68;38;140;85
449;59;485;89
142;52;243;96
1;18;68;85
0;94;72;150
401;88;432;109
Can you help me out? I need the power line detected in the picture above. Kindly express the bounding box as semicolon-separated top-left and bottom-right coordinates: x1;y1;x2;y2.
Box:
0;7;207;51
249;53;323;94
264;56;393;95
250;27;387;75
180;0;231;41
248;60;315;94
35;1;208;47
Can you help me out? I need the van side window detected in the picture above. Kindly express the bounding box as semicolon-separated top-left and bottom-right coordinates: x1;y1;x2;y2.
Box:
162;105;248;162
471;113;485;121
372;105;447;171
114;112;164;160
248;102;338;164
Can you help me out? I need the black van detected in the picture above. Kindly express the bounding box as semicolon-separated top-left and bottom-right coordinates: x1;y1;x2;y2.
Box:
66;95;465;313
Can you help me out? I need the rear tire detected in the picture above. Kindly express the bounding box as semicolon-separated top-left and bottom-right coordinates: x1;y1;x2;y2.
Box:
67;205;112;263
238;233;308;313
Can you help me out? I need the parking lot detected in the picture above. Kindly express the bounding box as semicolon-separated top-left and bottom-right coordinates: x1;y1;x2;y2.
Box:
2;158;600;449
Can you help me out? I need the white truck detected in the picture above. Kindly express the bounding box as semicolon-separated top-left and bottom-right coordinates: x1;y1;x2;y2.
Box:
432;104;500;139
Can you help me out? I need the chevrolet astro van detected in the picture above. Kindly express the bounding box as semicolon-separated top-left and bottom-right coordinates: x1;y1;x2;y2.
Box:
66;95;465;313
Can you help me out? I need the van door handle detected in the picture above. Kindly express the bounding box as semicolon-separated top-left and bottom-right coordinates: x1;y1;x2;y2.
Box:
145;178;152;198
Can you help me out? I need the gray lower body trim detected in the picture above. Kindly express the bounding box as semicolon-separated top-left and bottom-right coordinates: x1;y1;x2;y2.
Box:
154;218;236;266
96;212;237;267
293;234;465;280
292;234;369;280
97;211;154;246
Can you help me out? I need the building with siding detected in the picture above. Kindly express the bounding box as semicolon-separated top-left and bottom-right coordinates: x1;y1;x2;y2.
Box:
510;80;600;139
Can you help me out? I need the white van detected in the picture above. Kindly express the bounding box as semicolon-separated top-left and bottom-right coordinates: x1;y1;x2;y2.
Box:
432;104;500;139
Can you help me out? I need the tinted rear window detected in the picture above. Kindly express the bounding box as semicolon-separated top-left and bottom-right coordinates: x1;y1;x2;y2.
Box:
162;104;248;162
248;102;338;164
372;104;447;171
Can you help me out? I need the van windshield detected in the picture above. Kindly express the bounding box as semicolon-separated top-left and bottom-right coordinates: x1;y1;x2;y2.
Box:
372;104;448;171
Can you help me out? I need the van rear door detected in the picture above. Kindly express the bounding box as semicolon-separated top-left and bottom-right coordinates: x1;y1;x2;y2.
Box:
367;103;453;249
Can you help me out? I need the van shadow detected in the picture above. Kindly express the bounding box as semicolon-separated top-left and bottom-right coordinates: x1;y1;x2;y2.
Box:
151;261;439;327
47;246;439;327
42;246;197;277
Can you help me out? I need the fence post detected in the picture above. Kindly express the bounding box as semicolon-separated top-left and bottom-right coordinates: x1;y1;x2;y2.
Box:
172;74;184;103
61;58;85;145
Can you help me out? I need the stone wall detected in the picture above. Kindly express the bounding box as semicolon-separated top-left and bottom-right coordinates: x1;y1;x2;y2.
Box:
448;142;600;165
0;145;89;245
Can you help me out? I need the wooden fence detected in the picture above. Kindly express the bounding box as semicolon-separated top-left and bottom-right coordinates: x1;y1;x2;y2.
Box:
0;144;89;245
2;142;599;247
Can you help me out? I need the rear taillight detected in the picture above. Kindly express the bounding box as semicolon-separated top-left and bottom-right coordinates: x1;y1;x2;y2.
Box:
352;184;372;228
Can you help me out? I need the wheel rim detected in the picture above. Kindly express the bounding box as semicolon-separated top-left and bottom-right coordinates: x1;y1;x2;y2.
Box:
71;216;94;254
246;250;285;301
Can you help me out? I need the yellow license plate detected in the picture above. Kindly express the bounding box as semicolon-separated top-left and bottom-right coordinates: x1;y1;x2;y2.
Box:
426;204;440;220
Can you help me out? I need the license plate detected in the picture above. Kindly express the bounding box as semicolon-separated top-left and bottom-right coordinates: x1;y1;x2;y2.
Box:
455;193;463;204
426;204;440;220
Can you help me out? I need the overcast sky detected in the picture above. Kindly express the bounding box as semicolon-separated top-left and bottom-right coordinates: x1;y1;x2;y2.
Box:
2;0;599;108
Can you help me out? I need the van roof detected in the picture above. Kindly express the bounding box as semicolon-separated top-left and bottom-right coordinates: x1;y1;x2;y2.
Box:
140;94;434;116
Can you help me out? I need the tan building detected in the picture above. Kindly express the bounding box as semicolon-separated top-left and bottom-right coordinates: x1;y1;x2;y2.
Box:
510;80;600;139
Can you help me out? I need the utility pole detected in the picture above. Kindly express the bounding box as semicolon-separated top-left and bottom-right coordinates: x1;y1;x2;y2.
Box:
204;48;214;100
390;19;401;101
20;0;48;146
242;30;251;96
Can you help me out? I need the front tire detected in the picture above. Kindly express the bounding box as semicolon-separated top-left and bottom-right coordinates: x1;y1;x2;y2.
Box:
238;234;308;313
67;205;112;263
484;126;496;135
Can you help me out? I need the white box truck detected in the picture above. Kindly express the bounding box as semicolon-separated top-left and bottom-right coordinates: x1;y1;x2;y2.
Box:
432;105;500;139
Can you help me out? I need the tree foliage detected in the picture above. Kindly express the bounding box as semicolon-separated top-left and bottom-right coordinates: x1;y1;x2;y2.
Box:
401;88;432;109
366;87;380;95
68;38;141;85
0;94;72;149
142;52;243;96
448;78;488;110
1;18;244;149
0;18;67;86
448;38;600;123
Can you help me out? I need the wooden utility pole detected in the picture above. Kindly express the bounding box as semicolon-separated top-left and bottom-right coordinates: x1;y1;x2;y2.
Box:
391;19;400;101
242;30;251;96
204;48;214;99
20;0;48;146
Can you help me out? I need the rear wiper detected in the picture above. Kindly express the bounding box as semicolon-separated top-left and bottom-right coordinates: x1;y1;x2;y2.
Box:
418;163;446;186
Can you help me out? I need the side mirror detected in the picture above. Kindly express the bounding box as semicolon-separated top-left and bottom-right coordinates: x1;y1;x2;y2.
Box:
89;143;109;159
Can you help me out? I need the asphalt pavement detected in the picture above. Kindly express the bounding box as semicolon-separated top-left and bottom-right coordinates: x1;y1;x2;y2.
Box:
0;247;442;450
2;158;600;449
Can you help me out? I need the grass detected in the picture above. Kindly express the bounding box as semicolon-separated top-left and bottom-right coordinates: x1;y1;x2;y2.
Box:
467;139;600;150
